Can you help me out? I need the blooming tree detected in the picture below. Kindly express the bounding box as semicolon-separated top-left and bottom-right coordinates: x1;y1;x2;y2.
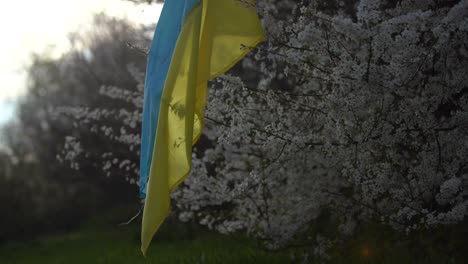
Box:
57;0;468;258
173;0;468;251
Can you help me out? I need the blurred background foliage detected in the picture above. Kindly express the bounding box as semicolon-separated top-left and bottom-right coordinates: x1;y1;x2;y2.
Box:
0;14;146;242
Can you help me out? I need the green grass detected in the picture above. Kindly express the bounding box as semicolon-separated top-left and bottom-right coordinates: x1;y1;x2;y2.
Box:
1;206;465;264
0;223;290;264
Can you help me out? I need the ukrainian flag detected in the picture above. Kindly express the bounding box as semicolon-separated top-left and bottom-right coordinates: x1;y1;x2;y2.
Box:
139;0;264;255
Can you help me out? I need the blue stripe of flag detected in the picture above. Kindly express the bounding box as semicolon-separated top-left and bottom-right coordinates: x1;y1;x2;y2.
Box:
140;0;200;198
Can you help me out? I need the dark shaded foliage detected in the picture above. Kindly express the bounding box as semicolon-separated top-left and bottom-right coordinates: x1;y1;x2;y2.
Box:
0;15;148;242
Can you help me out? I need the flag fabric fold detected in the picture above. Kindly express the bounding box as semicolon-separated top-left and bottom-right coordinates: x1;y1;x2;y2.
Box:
140;0;264;255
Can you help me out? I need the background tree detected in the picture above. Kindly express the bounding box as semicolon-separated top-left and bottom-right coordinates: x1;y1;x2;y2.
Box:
0;14;149;241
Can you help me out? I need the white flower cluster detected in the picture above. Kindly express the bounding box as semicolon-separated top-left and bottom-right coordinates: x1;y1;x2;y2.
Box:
55;65;145;184
56;136;83;170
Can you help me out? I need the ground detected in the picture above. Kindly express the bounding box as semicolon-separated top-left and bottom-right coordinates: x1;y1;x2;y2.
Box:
0;222;289;264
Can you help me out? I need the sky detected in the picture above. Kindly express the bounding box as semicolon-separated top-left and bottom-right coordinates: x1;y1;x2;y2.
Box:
0;0;162;125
